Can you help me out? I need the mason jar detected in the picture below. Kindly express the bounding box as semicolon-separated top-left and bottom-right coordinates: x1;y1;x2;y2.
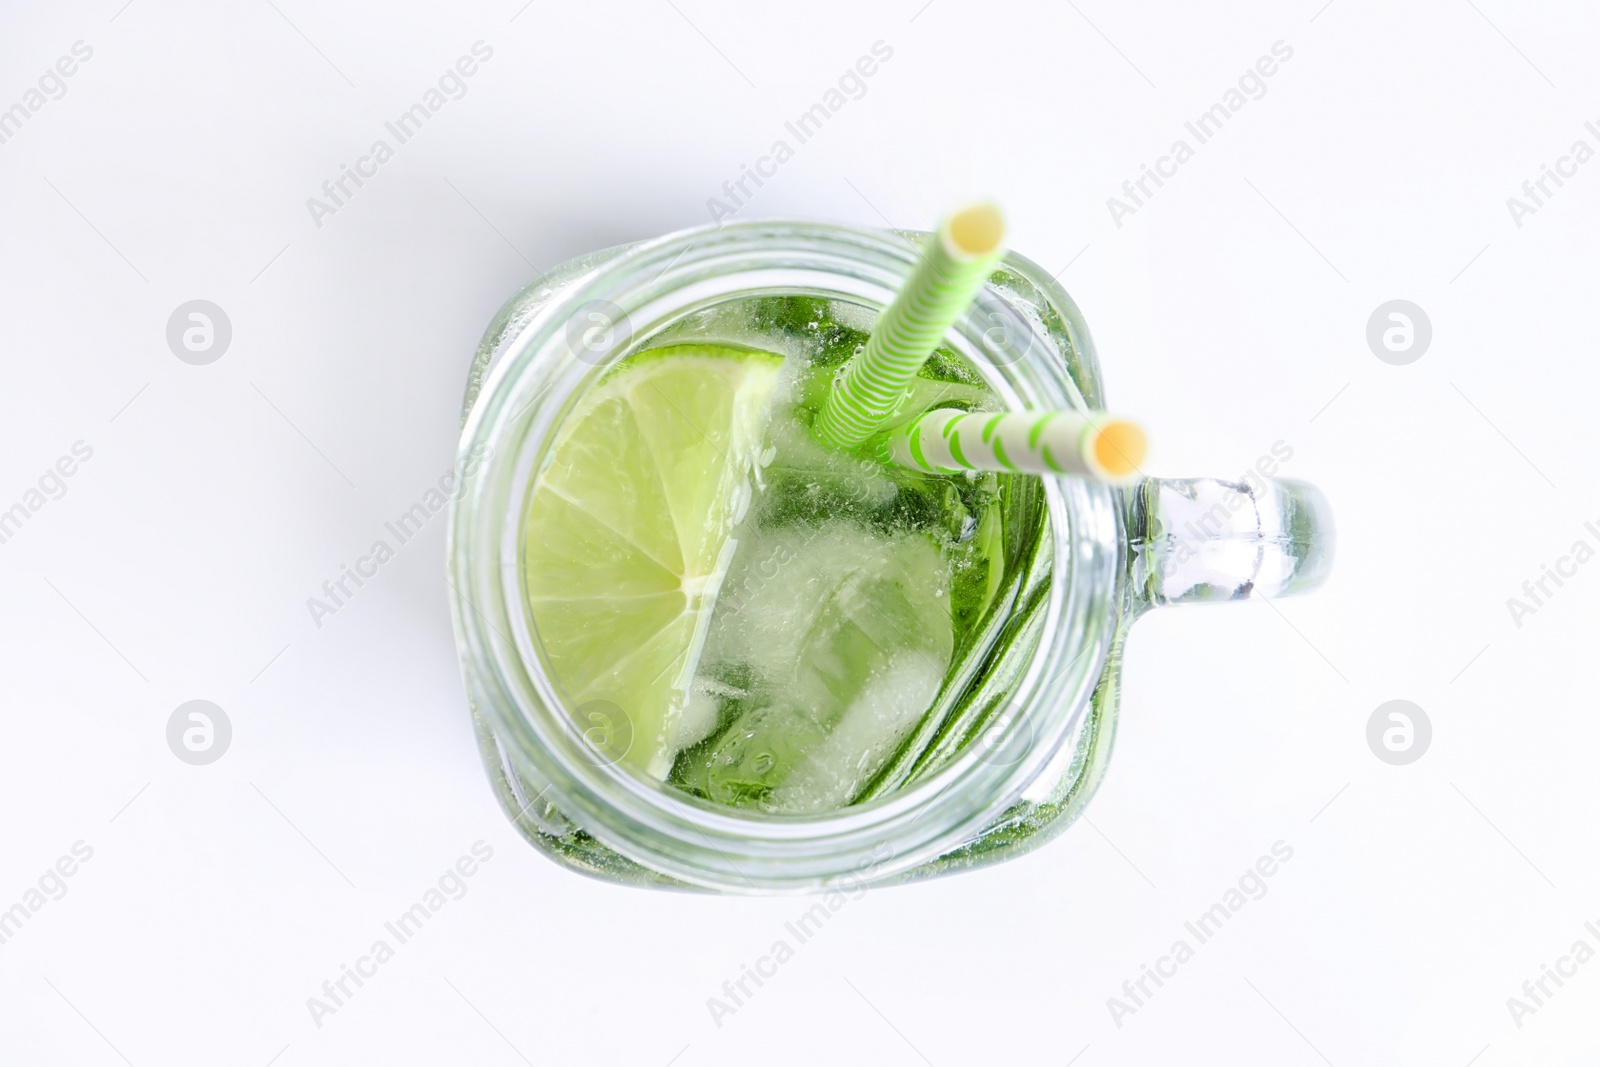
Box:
446;220;1333;893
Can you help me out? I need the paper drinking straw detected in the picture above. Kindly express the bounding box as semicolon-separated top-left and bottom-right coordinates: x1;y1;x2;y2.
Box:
880;407;1147;482
813;203;1007;449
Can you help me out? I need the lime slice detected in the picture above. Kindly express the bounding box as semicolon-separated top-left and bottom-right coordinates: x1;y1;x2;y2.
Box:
523;344;784;777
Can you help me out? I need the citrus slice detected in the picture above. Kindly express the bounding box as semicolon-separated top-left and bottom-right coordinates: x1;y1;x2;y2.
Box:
523;344;784;777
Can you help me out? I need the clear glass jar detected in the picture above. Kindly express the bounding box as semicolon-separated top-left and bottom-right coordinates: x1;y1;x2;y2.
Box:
447;221;1333;893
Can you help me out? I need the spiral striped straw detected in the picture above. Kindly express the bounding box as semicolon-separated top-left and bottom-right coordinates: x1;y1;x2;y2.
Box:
813;203;1007;449
880;407;1147;482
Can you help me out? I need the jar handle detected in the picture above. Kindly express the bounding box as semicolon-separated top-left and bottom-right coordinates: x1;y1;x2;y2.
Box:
1128;476;1334;609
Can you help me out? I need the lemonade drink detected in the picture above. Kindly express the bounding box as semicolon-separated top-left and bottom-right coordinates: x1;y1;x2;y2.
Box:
522;294;1046;814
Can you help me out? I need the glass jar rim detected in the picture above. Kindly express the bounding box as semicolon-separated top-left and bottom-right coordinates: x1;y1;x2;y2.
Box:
447;219;1121;891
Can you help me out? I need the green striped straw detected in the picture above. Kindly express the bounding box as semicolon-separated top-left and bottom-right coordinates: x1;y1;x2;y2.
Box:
880;407;1147;482
813;203;1007;449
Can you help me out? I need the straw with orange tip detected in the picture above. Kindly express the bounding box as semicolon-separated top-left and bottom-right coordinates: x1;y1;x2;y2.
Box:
879;407;1147;482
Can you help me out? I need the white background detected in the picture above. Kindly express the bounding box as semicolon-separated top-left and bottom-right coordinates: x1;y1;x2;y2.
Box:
1;0;1596;1063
